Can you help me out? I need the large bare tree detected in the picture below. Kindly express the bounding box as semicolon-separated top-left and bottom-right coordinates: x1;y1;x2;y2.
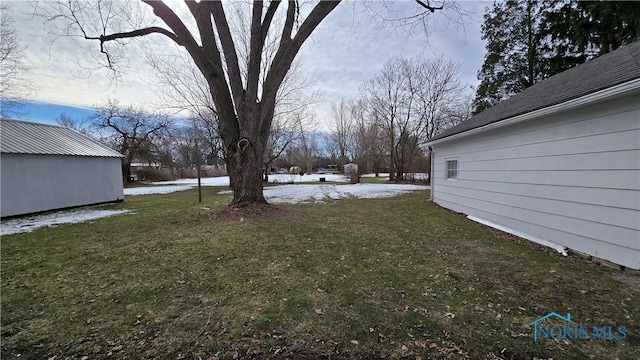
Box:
37;0;453;206
38;0;340;206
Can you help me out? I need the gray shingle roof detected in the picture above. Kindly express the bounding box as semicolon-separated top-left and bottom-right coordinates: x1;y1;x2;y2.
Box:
429;40;640;142
1;119;123;158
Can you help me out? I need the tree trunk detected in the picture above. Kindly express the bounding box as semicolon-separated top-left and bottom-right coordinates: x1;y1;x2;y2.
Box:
122;161;132;183
223;104;268;207
263;160;272;182
122;153;134;183
226;137;266;206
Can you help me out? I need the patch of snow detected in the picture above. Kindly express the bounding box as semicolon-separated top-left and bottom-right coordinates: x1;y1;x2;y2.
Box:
150;174;348;187
361;173;391;178
361;173;428;180
124;185;194;196
263;183;429;204
127;175;429;201
405;173;429;180
125;174;349;196
268;173;348;183
1;208;132;236
152;176;231;187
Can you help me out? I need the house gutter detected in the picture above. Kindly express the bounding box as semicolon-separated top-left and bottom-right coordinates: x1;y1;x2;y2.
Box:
425;78;640;146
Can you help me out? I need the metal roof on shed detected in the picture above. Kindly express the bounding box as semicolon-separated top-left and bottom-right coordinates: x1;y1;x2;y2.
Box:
1;118;123;158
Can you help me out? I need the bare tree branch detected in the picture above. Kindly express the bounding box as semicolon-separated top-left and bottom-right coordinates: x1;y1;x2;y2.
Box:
261;0;281;45
140;1;200;50
415;0;443;13
209;1;244;104
281;0;296;41
246;1;264;102
262;0;341;124
0;3;32;116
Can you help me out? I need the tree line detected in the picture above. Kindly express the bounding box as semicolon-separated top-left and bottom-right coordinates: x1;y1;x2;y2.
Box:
473;0;640;114
58;51;471;186
321;56;469;182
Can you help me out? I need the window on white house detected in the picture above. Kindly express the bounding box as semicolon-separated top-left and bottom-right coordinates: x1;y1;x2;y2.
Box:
446;159;458;180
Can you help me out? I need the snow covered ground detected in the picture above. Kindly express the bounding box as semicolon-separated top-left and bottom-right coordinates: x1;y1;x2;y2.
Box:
124;185;194;196
3;175;429;236
1;208;131;236
263;183;428;203
124;174;428;196
124;174;349;196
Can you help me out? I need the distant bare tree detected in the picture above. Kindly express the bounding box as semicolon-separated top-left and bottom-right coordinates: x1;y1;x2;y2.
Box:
295;111;320;175
326;98;355;168
263;112;300;181
362;58;405;181
350;99;386;175
0;3;32;116
91;99;173;182
148;50;216;122
55;112;90;134
362;56;466;181
415;56;467;139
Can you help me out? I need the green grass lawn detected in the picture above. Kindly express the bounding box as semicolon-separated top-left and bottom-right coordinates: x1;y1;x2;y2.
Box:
2;188;638;359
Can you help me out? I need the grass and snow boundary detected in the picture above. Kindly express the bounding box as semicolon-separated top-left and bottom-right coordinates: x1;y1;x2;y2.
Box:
2;176;428;235
1;208;132;236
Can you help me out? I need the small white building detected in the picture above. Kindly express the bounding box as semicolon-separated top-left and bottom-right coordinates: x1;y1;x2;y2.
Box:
343;163;359;175
425;41;640;269
1;119;124;217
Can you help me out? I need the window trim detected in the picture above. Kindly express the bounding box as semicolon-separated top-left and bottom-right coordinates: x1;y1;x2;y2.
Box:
445;158;458;181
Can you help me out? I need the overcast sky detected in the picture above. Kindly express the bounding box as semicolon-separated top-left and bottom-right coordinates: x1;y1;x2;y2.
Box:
4;1;489;126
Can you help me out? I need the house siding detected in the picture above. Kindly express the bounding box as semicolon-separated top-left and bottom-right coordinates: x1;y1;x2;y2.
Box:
432;94;640;269
1;154;124;217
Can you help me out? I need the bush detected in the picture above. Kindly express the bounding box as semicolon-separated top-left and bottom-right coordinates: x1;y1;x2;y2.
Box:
178;168;228;179
135;168;173;182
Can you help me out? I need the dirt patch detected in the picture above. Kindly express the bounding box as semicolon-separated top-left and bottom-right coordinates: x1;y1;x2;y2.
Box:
207;203;293;220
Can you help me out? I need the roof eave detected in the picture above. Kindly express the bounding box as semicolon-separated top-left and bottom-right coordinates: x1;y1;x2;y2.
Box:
425;77;640;147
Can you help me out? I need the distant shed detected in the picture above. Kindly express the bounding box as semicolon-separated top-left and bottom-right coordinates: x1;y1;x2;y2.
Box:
1;119;124;217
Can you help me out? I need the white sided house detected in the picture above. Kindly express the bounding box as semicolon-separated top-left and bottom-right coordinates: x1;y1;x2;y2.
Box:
426;41;640;270
1;119;124;218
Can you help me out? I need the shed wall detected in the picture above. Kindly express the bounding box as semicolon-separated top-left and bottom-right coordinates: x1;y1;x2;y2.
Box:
432;94;640;269
1;154;124;217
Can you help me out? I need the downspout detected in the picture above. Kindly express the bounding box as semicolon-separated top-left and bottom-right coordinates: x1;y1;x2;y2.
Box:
428;146;434;202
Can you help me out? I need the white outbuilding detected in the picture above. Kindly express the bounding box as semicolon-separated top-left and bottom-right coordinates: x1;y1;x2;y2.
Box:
1;119;124;217
425;41;640;270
